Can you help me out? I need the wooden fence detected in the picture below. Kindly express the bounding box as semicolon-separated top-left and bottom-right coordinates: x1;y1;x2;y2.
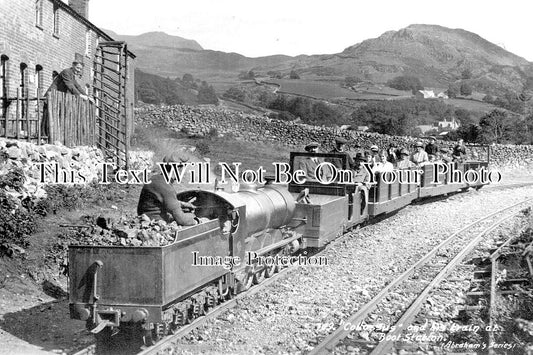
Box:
0;89;96;147
46;90;96;146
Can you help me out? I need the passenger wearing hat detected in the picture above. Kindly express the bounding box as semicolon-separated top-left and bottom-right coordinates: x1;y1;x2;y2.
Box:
439;147;453;164
425;136;439;156
329;137;355;170
369;145;380;167
411;141;429;167
298;142;327;182
353;152;370;184
397;148;416;169
452;139;466;162
387;142;400;166
137;153;198;226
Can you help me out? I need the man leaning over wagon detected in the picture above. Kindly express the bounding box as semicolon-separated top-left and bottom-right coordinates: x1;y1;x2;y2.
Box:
137;154;199;226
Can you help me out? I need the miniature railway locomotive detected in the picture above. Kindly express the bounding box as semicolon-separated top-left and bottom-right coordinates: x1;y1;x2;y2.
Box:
68;150;490;348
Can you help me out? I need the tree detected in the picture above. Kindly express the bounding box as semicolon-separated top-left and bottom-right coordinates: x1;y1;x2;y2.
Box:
482;94;494;103
461;68;472;79
460;82;473;96
344;76;362;87
289;70;300;79
197;81;219;104
182;73;194;83
238;70;255;80
478;110;511;143
454;108;474;126
447;83;460;98
386;76;423;93
223;87;246;102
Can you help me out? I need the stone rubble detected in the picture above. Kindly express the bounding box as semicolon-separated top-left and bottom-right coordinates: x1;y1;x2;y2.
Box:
0;138;153;205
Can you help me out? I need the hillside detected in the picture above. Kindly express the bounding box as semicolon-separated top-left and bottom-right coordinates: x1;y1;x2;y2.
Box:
110;24;533;96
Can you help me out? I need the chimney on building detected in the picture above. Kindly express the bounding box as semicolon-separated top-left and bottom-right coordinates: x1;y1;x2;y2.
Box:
69;0;89;19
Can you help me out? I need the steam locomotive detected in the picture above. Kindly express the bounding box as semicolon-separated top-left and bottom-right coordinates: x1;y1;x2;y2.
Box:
68;150;490;347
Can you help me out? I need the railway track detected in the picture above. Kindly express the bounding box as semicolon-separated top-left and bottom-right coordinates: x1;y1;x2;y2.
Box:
70;183;533;355
309;198;533;355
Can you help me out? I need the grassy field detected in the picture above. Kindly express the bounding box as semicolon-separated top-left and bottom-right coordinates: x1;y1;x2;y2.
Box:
446;98;498;115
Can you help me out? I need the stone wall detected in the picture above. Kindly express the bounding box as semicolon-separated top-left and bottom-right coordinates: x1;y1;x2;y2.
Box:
136;105;533;170
0;138;153;203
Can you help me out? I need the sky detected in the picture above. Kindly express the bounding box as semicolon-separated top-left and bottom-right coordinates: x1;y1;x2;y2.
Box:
89;0;533;61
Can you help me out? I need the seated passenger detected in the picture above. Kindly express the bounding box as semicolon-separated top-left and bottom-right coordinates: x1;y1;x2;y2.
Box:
387;143;400;165
369;145;380;166
374;150;394;172
411;141;429;167
397;149;416;169
425;136;439;156
137;154;199;226
353;153;371;186
452;139;466;162
329;137;355;170
440;147;453;164
298;142;327;182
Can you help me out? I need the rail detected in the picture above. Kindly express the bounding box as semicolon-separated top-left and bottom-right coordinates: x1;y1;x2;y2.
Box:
309;198;533;354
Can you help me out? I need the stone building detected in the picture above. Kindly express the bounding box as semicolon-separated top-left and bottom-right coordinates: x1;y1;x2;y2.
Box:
0;0;135;139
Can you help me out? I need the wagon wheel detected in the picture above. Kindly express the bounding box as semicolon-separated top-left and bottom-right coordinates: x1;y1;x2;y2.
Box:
263;253;278;278
235;266;254;293
253;264;267;284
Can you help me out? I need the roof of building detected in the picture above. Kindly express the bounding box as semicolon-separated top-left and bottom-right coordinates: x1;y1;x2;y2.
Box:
50;0;136;58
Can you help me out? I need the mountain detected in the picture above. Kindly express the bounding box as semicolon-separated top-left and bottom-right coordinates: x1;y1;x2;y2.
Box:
109;25;533;94
104;30;204;51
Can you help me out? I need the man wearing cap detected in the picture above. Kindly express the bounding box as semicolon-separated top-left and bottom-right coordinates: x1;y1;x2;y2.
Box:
137;154;198;226
298;142;326;182
411;141;429;167
425;136;438;156
329;137;355;170
397;149;416;169
452;139;466;162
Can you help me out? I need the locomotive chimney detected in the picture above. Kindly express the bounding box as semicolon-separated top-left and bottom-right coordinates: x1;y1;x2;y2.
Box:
69;0;89;19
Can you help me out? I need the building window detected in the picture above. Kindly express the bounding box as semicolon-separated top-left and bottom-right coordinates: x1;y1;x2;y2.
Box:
85;30;92;57
35;65;43;95
20;63;28;92
35;0;43;28
0;55;8;119
53;3;60;36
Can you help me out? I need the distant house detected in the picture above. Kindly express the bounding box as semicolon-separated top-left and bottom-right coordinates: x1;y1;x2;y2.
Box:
438;118;460;130
437;92;449;99
356;126;369;132
415;90;436;99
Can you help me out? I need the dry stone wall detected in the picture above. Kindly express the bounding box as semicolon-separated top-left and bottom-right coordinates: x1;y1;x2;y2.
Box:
136;105;533;170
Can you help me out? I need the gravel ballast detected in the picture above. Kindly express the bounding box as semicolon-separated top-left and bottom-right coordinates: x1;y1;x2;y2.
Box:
172;186;533;354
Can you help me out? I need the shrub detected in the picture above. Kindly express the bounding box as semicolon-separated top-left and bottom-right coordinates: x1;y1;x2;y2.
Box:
0;191;35;250
195;141;210;156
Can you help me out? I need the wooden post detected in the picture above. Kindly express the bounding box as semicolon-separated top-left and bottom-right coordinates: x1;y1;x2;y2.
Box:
37;88;41;144
25;88;30;141
15;88;20;139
